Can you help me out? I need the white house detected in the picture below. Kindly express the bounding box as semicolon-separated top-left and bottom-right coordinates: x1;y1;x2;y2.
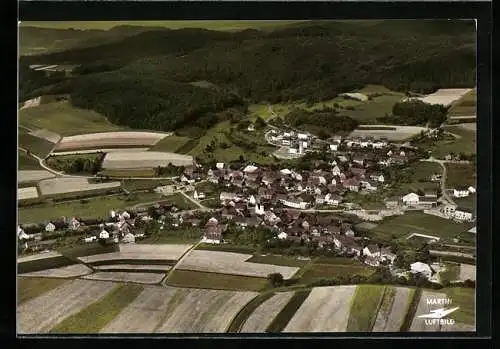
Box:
45;222;55;232
410;262;433;278
248;195;256;205
197;192;205;199
363;244;380;258
298;133;308;140
84;236;97;243
332;165;341;176
282;140;291;146
453;189;470;198
372;141;386;149
18;226;30;240
193;190;199;200
69;217;81;231
216;162;225;169
402;193;419;206
442;204;457;216
110;210;116;218
468;186;476;194
278;232;288;240
370;174;385;183
329;144;338;151
453;209;474;222
99;230;110;239
255;204;265;215
243;165;259;173
280;168;292;176
280;198;309;210
387;150;393;156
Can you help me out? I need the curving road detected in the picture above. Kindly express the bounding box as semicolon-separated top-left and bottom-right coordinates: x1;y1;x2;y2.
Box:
420;157;455;205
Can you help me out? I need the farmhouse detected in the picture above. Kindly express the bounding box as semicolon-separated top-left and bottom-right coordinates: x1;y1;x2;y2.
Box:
442;204;457;216
402;193;419;206
333;235;362;256
99;229;110;239
202;224;227;244
453;209;474;222
280;197;309;210
410;262;433;279
45;222;55;232
453;188;470;198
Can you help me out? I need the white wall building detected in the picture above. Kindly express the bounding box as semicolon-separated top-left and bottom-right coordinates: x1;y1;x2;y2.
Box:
99;230;110;239
280;198;308;210
297;133;308;140
45;222;55;232
453;189;470;198
453;210;474;222
410;262;433;278
402;193;419;206
330;144;338;151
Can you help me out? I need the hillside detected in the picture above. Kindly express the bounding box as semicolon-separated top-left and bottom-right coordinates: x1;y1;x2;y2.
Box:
19;20;476;133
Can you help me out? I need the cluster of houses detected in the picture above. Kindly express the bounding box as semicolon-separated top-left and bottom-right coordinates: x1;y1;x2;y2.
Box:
268;129;313;155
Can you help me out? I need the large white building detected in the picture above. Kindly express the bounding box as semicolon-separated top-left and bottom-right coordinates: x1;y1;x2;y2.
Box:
453;210;474;222
410;262;433;278
402;193;419;206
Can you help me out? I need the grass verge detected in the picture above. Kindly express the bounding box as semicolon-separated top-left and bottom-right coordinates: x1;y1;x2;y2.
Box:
265;289;311;333
49;283;143;333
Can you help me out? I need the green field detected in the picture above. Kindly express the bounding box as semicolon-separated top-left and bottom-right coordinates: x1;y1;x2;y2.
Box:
165;270;268;292
164;193;199;211
17;277;69;305
196;244;257;254
18;133;55;158
138;228;202;245
99;169;157;178
448;89;476;117
346;285;386;332
18;192;162;224
372;211;473;243
431;126;476;157
121;179;174;192
23;21;305;31
149;135;193;153
454;195;476;212
49;283;143;333
444;163;476;188
442;287;475;325
299;261;374;283
266;289;311;332
245;255;309;268
19;151;43;170
439;263;461;283
19;101;127;136
227;292;274;333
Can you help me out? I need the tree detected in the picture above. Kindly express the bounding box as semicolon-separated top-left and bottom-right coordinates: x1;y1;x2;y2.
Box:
254;116;267;130
267;273;284;287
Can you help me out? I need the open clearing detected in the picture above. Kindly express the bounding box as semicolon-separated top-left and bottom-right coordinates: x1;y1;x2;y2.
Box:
372;287;411;332
19;264;93;278
101;285;180;333
346;285;385;332
155;287;257;333
19;101;127;136
102;151;193;169
54;131;167;152
28;129;61;144
38;177;121;196
49;283;144;333
240;292;295;333
283;286;356;332
176;250;299;279
82;272;165;284
165;270;269;292
417;88;472;106
18;186;39;200
17;277;69;304
79;244;192;263
17;279;116;333
459;264;476;281
349;125;427;141
18;170;55;183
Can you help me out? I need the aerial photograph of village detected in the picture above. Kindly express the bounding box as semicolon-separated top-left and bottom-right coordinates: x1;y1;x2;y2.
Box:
17;20;477;334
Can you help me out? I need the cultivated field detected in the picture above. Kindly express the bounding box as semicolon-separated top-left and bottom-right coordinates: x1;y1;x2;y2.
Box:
102;151;193;169
409;290;447;332
38;177;121;196
79;244;192;263
417;88;473;106
20;96;41;110
19;101;127;136
18;186;39;200
283;286;356;332
17;279;116;333
94;264;172;272
165;270;269;292
349;125;427;141
156;288;257;333
29;129;62;144
54;132;168;152
346;285;386;332
17;277;69;304
18;251;62;263
82;272;165;284
50;148;150;156
372;287;411;332
149;135;192;153
18;170;55;183
459;264;476;281
240;292;295;333
176;250;299;279
19;132;56;158
19;264;93;278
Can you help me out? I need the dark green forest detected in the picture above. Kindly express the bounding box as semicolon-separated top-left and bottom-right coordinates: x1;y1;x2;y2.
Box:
285;108;360;138
19;20;476;132
378;101;449;127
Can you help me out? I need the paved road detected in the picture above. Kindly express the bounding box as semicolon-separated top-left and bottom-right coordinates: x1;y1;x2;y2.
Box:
179;190;207;210
420;157;456;205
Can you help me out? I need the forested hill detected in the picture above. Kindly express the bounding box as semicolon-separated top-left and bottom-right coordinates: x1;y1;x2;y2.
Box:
19;20;476;132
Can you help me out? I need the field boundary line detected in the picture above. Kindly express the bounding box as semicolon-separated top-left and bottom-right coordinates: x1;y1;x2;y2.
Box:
399;287;422;332
370;286;387;332
226;292;274;333
161;240;201;285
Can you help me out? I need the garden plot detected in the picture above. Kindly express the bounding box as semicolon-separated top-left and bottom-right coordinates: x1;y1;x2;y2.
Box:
18;170;55;183
101;285;179;333
17;279;116;334
29;129;61;144
18;187;39;200
372;287;411;332
94;264;171;272
283;286;356;332
19;264;93;278
102;151;194;169
54;131;168;152
79;244;192;263
82;272;165;284
459;264;476;281
241;292;295;333
38;177;121;196
349;125;427;141
409;290;448;332
417;88;473;107
156;288;257;333
176;250;299;279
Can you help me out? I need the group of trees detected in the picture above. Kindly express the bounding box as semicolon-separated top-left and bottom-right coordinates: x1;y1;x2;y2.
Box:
378;101;449;128
21;20;475;132
154;164;185;177
285;107;359;138
45;153;104;174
